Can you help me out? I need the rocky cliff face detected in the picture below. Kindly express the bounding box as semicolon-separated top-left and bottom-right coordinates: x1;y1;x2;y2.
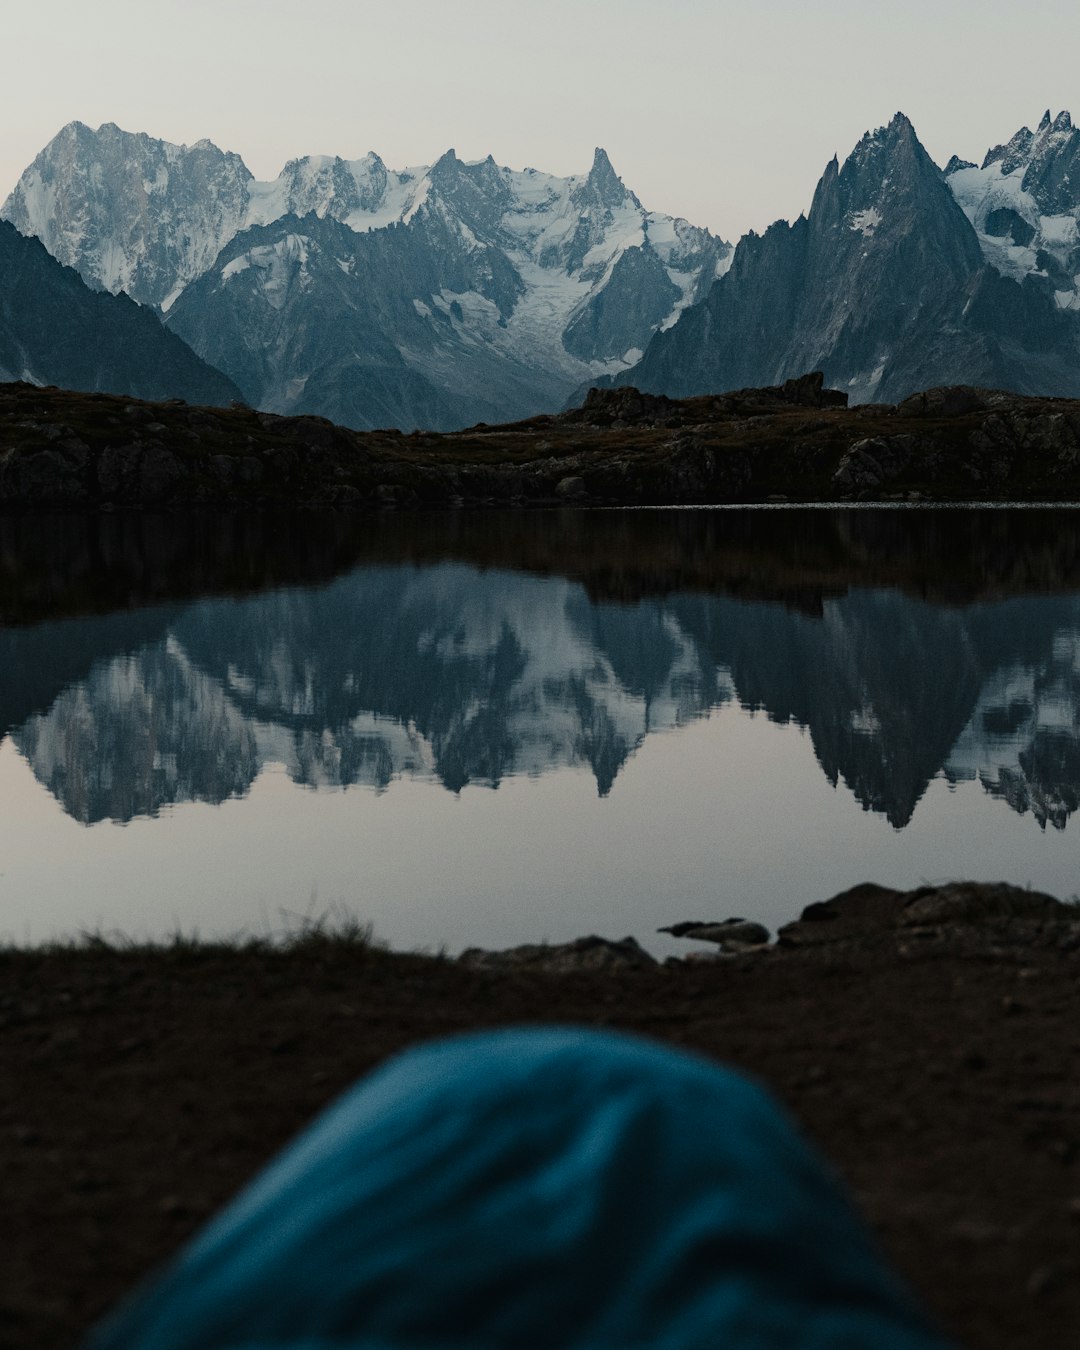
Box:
2;122;254;311
3;125;729;430
0;221;240;405
615;115;1080;406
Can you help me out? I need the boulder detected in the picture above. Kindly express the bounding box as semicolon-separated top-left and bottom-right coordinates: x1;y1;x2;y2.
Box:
779;371;848;409
896;387;989;419
658;919;770;950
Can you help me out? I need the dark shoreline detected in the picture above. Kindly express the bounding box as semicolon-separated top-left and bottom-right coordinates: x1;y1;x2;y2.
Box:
7;374;1080;511
4;879;1079;1350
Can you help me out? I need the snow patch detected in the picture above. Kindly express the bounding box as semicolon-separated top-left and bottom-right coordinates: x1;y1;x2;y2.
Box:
219;234;312;309
849;207;882;236
221;254;252;282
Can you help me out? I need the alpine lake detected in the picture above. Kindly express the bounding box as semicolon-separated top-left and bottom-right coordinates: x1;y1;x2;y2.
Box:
3;505;1079;958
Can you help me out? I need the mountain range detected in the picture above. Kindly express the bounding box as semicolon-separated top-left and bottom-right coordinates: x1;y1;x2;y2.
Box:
606;113;1080;405
3;111;1080;426
2;123;728;428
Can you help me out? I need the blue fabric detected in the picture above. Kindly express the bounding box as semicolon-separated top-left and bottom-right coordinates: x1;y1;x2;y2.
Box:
88;1028;950;1349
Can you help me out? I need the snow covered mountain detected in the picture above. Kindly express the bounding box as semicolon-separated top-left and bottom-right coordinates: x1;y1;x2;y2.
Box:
14;113;1080;424
945;622;1080;831
2;123;729;429
605;114;1080;407
946;110;1080;312
3;122;254;312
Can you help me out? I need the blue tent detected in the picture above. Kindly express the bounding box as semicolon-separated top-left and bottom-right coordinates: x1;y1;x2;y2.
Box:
89;1028;950;1349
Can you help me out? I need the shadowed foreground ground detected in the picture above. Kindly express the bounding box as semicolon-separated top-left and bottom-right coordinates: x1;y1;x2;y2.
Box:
4;891;1080;1350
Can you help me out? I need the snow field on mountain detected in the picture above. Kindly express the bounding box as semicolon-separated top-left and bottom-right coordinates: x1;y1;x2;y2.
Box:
947;113;1080;310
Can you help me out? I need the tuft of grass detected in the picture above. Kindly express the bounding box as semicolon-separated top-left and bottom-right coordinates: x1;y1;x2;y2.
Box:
0;904;384;959
275;908;379;954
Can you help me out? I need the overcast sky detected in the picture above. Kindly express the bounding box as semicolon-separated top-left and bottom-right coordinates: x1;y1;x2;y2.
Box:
4;0;1078;240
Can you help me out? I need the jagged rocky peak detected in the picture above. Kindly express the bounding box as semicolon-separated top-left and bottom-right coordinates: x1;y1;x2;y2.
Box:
429;147;461;178
429;149;506;192
805;112;954;249
1021;110;1080;211
841;113;931;191
982;124;1035;174
847;112;919;160
424;148;516;236
574;148;640;210
970;109;1080;208
809;111;979;277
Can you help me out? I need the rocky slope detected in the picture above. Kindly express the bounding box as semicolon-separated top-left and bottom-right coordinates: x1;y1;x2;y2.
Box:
8;372;1080;510
3;124;729;429
163;209;556;432
0;222;240;405
607;115;1080;407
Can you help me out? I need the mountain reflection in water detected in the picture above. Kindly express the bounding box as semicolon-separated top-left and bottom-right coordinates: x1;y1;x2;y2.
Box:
3;509;1080;834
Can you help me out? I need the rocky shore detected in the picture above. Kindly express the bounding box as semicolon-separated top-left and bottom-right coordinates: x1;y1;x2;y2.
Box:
4;880;1079;1350
6;372;1080;509
459;880;1080;970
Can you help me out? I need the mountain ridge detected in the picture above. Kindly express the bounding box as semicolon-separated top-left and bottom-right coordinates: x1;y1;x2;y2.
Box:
2;122;729;430
600;112;1080;408
8;113;1080;426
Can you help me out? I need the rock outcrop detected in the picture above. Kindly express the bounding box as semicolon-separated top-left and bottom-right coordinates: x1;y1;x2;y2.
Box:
777;880;1079;953
7;375;1080;510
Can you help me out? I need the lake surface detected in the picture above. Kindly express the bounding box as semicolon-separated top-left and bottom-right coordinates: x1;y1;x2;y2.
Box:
3;507;1080;954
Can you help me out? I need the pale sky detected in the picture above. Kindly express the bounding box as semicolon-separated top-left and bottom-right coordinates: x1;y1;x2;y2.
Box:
3;0;1078;241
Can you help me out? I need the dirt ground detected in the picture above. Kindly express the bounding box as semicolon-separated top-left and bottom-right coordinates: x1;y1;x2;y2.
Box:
4;910;1080;1350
